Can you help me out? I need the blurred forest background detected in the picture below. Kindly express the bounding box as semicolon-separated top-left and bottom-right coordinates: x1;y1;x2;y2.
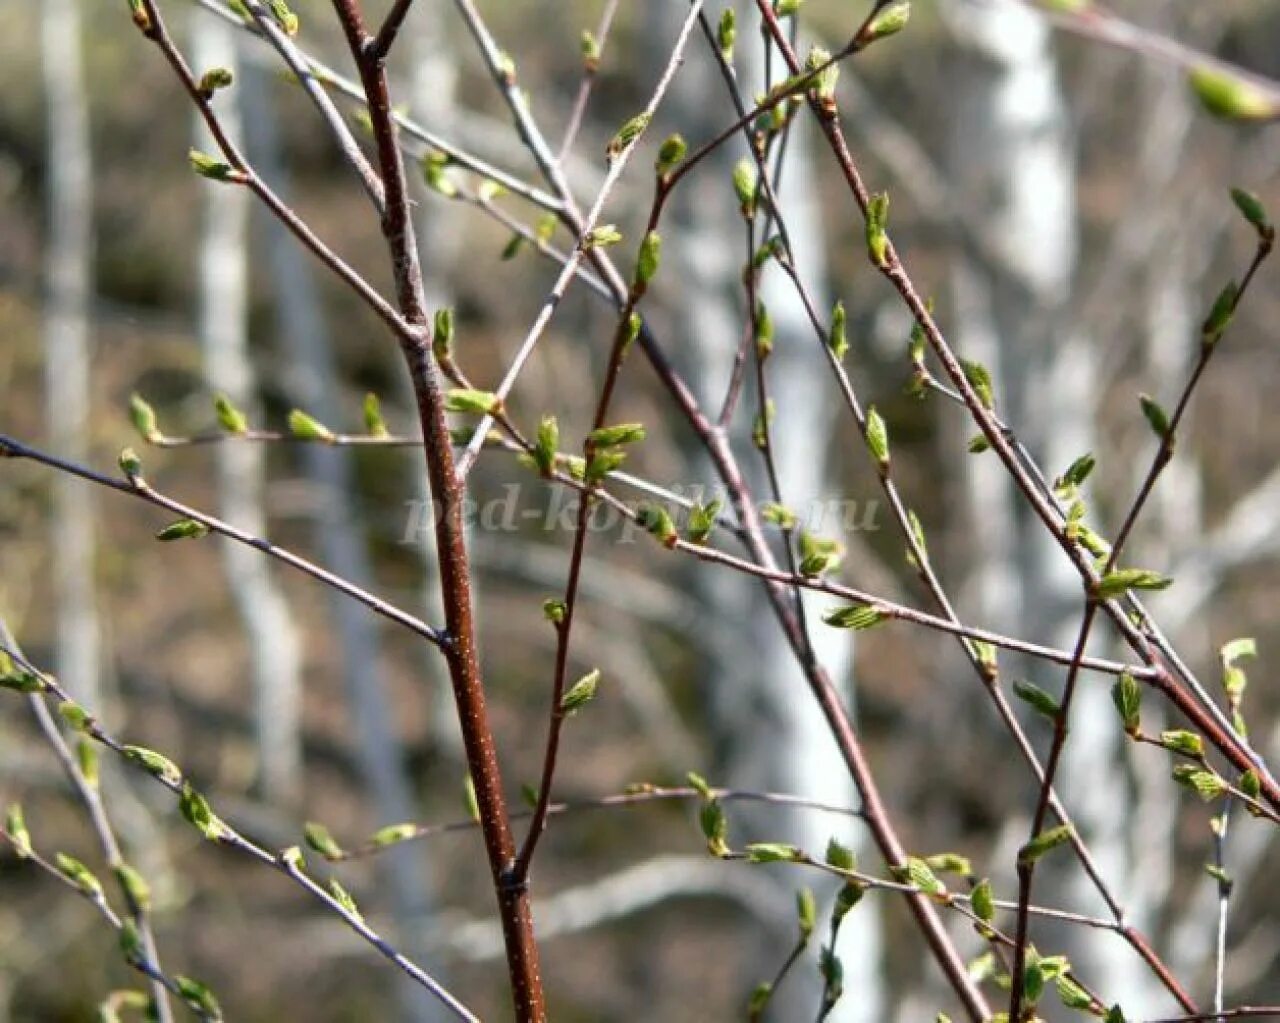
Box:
2;0;1280;1020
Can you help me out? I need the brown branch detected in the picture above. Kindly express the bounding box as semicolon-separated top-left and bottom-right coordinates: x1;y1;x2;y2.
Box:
326;0;543;1017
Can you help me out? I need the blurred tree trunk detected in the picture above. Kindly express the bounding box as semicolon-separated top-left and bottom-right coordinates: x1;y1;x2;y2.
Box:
192;16;303;805
42;0;99;707
408;0;465;764
646;6;875;1018
943;0;1174;1013
240;59;445;1023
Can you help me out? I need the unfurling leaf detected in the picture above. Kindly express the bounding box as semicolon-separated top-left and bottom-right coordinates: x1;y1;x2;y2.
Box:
745;842;801;864
655;134;687;176
795;886;817;938
866;192;890;267
1160;729;1205;759
6;804;31;859
56;853;104;900
1013;680;1061;721
865;405;890;471
443;389;499;415
829;300;848;360
1201;281;1239;346
1112;671;1142;735
188;148;241;183
635;231;662;288
288;409;335;442
534;415;559;476
716;8;736;64
1138;393;1171;440
971;878;995;923
129;393;161;443
607;112;651;161
124;745;183;786
560;669;601;715
1095;568;1173;600
861;1;911;46
1190;65;1279;121
363;393;389;438
1230;187;1272;236
699;799;729;857
1172;764;1226;801
371;823;418;848
304;822;344;859
1018;824;1074;865
213;393;248;434
823;604;885;631
154;519;211;543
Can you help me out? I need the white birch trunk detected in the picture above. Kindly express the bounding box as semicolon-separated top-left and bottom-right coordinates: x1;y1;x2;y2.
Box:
239;57;446;1022
647;6;874;1017
192;16;303;804
42;0;99;708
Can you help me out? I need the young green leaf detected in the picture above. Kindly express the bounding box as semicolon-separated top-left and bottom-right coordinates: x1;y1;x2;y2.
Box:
1189;66;1279;121
1012;680;1061;721
796;886;817;939
1138;393;1170;440
124;745;183;785
584;224;623;249
6;804;31;859
371;823;418;848
363;393;389;438
129;393;161;443
288;409;335;442
154;519;211;543
1018;824;1074;865
328;878;362;922
825;837;855;871
213;393;248;434
745;842;801;863
866;192;890;267
56;853;104;899
1160;729;1205;759
304;822;344;859
534;415;559;476
716;8;736;64
635;231;662;289
588;423;646;449
1112;671;1142;736
188;148;241;183
699;798;729;857
829;300;848;360
443;389;499;415
1230;187;1272;235
1171;764;1226;801
865;405;890;471
655;134;688;176
732;158;757;214
970;878;995;923
861;1;911;46
179;785;225;841
823;604;885;631
1095;568;1173;600
1201;281;1239;346
560;669;601;715
606;112;651;161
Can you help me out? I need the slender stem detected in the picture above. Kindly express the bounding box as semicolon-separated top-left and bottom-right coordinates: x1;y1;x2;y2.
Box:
370;0;416;63
1;641;477;1021
1007;601;1099;1022
556;0;621;160
512;4;707;881
1;619;174;1023
0;433;446;644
